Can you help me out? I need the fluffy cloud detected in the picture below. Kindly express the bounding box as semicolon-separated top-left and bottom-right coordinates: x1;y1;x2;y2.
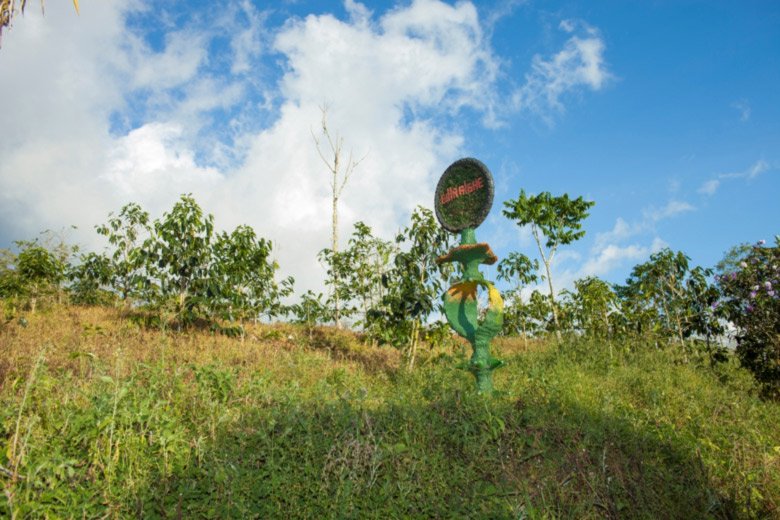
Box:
512;20;611;119
0;0;499;293
0;0;612;297
644;200;695;222
580;243;647;277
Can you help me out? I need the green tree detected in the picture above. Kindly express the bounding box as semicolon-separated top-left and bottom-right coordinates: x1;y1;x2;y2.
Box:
319;221;394;331
716;238;780;397
12;243;66;312
211;225;294;325
496;252;538;346
572;276;617;339
96;202;151;303
67;252;114;306
502;190;594;341
368;207;453;369
618;249;691;346
290;290;331;341
141;195;215;327
615;248;721;357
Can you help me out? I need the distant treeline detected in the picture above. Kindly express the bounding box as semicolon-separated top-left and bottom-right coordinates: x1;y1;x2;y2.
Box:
1;194;778;397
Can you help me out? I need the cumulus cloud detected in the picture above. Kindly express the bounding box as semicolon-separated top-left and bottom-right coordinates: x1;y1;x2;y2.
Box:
512;20;611;119
578;201;690;284
0;0;616;297
580;243;647;277
0;0;505;294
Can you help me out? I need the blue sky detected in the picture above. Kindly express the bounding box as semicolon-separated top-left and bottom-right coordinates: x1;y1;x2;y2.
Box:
0;0;778;296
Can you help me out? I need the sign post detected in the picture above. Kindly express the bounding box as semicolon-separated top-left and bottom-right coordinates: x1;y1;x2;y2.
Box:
434;158;504;394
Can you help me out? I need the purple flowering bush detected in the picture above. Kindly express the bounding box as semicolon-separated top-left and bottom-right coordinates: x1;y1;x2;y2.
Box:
716;238;780;398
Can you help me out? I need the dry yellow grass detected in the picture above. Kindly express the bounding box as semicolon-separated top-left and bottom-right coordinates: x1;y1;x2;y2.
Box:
0;305;401;394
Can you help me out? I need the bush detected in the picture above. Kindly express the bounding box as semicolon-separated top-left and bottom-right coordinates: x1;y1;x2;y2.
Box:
716;238;780;398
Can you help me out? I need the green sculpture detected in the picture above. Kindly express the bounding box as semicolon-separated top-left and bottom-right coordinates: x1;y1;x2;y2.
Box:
434;158;504;394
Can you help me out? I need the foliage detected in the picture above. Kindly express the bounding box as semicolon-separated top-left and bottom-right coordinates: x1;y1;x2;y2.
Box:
0;240;67;312
497;252;539;339
290;290;331;340
502;190;594;339
211;225;293;324
571;276;617;339
67;252;114;306
716;238;780;398
85;195;291;329
139;194;215;325
615;249;720;348
366;207;454;366
95;202;150;302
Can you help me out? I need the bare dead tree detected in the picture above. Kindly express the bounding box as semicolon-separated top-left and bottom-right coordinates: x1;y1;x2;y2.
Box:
311;106;367;329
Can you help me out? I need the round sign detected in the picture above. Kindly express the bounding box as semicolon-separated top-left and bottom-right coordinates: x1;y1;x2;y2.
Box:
434;157;494;233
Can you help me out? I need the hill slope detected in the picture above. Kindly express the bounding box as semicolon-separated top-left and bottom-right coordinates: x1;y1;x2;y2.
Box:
1;306;779;518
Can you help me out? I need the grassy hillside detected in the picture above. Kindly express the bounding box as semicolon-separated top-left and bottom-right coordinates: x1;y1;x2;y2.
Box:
1;307;779;518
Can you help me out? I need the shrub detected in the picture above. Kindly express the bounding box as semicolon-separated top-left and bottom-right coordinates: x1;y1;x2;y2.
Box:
716;238;780;397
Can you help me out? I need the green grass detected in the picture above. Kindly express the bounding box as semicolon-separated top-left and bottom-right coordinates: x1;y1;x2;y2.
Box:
1;307;779;518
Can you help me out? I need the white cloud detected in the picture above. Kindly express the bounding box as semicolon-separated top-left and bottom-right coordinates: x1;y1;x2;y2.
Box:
644;200;695;222
0;0;501;295
698;159;773;197
129;30;208;90
559;19;575;33
103;123;223;211
228;1;268;75
698;179;720;196
513;21;611;119
0;1;618;299
580;243;647;277
593;217;642;250
746;159;770;179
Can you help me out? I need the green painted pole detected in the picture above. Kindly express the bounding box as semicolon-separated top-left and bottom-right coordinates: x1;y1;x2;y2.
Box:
438;228;504;394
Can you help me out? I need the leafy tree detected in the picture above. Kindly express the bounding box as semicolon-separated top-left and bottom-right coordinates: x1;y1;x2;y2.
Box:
11;243;66;312
572;276;617;339
96;202;151;303
615;248;721;357
716;238;780;397
68;252;114;306
141;195;215;327
290;290;331;341
618;249;691;346
502;190;594;340
319;221;394;331
211;225;294;324
526;289;553;336
0;248;19;296
683;265;723;350
367;207;453;368
496;252;539;345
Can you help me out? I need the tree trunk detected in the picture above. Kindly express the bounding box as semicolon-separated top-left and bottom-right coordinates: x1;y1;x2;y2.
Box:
532;226;561;342
408;318;420;370
332;189;341;329
543;259;562;342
